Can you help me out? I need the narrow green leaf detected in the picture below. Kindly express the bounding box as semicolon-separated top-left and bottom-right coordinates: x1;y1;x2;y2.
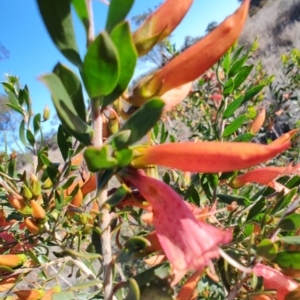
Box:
26;129;35;147
8;157;16;178
19;120;29;147
107;184;130;206
242;85;265;104
223;78;235;97
82;31;120;98
279;236;300;245
217;194;252;206
106;0;134;32
33;113;41;135
228;54;248;77
103;22;137;107
121;98;164;146
271;187;297;214
57;125;71;161
125;278;140;300
84;145;118;172
223;115;246;137
231;45;245;63
279;213;300;231
53;63;86;121
222;51;231;74
246;198;265;221
234;65;254;89
7;90;19;106
68;280;103;291
52;291;75;300
36;0;82;68
233;133;255;142
274;251;300;270
39;73;92;145
223;95;244;119
5;103;24;116
72;0;89;36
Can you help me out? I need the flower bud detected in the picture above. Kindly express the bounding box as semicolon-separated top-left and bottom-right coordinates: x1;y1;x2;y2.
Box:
41;177;53;189
29;173;42;198
0;254;27;268
14;289;45;300
43;105;50;121
30;200;46;221
25;217;44;235
7;194;26;211
22;184;33;201
0;275;19;292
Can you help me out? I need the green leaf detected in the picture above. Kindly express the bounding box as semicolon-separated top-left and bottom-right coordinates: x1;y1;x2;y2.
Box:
84;145;118;172
231;45;245;63
217;194;252;206
121;98;164;146
116;236;151;263
103;22;137;107
33;113;41;135
82;31;120;98
106;0;134;32
107;184;130;206
125;278;140;300
72;0;89;37
115;149;133;168
279;213;300;231
26;129;35;147
57;125;71;161
242;85;265;104
228;54;248;77
246;198;265;221
223;78;235;97
233;133;255;142
8;157;16;178
222;51;231;74
36;0;82;68
279;236;300;245
6;103;24;116
271;187;297;214
52;291;75;300
19;121;29;148
256;239;278;261
222;115;246;137
53;63;86;121
108;130;131;150
274;251;300;270
234;65;254;89
223;95;244;118
39;73;92;146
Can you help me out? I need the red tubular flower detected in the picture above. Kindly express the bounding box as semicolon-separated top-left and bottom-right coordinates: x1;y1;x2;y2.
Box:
132;141;290;173
230;166;289;188
129;0;250;104
123;168;232;271
253;263;299;300
249;107;266;134
133;0;194;56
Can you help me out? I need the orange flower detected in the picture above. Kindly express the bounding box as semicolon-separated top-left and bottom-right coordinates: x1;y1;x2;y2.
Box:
249;107;266;134
123;168;232;271
270;129;298;146
253;263;299;300
230;166;289;188
133;0;194;56
132;141;290;173
129;0;250;104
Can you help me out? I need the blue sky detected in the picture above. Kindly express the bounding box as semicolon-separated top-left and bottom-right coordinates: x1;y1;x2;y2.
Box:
0;0;241;131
